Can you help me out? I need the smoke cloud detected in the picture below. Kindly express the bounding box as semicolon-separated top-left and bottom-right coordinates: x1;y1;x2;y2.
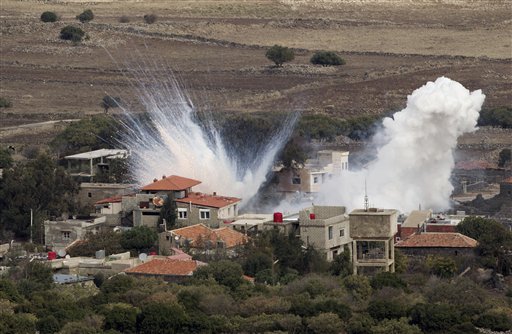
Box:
318;77;485;213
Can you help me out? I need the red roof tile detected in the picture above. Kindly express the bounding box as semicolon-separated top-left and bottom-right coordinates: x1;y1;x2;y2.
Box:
503;177;512;184
396;232;478;248
95;195;123;205
124;259;200;276
171;224;248;248
141;175;201;192
175;192;240;208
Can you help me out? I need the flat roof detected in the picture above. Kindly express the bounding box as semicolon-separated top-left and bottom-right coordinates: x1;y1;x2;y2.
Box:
350;208;398;216
65;149;128;160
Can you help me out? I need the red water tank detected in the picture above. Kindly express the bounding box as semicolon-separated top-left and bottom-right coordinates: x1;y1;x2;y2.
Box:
273;212;283;223
149;251;157;256
47;251;57;260
310;213;316;220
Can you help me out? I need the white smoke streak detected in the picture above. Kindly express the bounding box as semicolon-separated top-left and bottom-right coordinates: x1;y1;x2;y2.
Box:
319;77;485;213
119;69;297;206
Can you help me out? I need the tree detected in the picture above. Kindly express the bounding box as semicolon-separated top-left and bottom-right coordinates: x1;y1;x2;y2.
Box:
498;148;511;167
36;315;61;334
40;11;58;23
265;45;294;67
370;272;407;289
307;313;343;334
120;226;158;253
457;216;512;275
343;275;372;300
371;318;422;334
193;260;244;290
367;300;408;321
101;96;121;114
77;9;94;23
474;311;512;331
329;249;352;277
410;303;461;333
60;26;85;42
310;51;345;66
0;147;13;168
158;195;176;230
143;14;157;24
102;304;138;334
67;230;124;257
427;255;457;278
478;106;512;128
0;97;12;108
0;153;78;239
137;302;187;334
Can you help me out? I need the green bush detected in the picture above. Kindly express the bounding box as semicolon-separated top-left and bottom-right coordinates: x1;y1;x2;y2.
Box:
119;15;130;23
474;312;512;331
310;51;345;66
307;312;344;334
498;148;511;167
367;300;408;321
0;97;12;108
410;303;461;332
143;14;157;24
76;9;94;23
40;11;58;23
427;255;456;278
60;26;85;42
371;318;421;334
478;106;512;128
370;272;407;289
265;44;294;67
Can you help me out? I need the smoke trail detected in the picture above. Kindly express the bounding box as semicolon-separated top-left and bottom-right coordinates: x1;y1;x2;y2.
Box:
117;64;297;206
319;77;485;213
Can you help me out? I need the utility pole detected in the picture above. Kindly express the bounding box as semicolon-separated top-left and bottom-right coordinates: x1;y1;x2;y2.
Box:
29;209;33;244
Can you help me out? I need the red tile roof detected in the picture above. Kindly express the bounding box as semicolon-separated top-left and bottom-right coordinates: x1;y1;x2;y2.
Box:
503;177;512;184
175;192;240;208
396;233;478;248
171;224;248;248
455;160;494;170
95;195;123;205
141;175;201;192
124;259;201;276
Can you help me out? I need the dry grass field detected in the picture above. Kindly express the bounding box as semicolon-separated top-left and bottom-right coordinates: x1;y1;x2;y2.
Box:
0;0;511;150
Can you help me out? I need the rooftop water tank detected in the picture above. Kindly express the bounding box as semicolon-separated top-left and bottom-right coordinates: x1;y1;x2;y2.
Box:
273;212;283;223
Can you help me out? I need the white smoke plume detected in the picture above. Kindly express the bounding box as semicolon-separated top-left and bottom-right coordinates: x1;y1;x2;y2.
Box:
118;69;297;206
318;77;485;213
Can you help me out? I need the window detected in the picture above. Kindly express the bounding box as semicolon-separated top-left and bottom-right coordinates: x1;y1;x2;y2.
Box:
328;226;333;240
292;176;301;184
339;229;345;237
199;209;210;220
88;192;92;198
177;208;188;219
313;176;319;184
62;231;71;240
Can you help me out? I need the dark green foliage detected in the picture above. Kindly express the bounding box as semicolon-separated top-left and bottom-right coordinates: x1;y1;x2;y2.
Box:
343;275;372;300
474;312;512;331
243;250;272;277
313;298;352;321
457;216;512;275
329;250;352;277
367;300;408;321
36;315;61;334
50;115;120;156
310;51;345;66
137;302;187;334
194;260;244;290
67;230;124;257
102;304;138;334
0;147;13;168
347;313;375;334
40;11;58;23
100;275;135;295
370;272;407;289
449;322;480;334
0;279;22;302
101;96;121;113
498;148;511;167
120;226;158;253
410;303;461;333
371;318;421;334
143;14;157;24
478;106;512;128
279;136;308;168
0;97;12;108
93;272;105;288
0;313;36;334
77;9;94;23
307;312;344;334
94;157;131;184
265;44;295;67
428;255;457;278
158;195;176;230
119;15;130;23
60;25;85;42
298;114;347;141
0;153;77;239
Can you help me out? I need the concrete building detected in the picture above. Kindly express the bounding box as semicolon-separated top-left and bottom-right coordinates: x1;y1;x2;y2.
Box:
276;150;349;196
44;216;106;252
349;208;398;274
65;149;128;182
79;182;134;209
174;192;240;228
299;205;351;261
229;213;300;236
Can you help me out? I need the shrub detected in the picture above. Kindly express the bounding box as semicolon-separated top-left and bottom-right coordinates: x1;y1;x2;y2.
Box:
76;9;94;23
371;318;422;334
307;312;344;334
478;106;512;128
310;51;345;66
343;275;372;300
60;26;85;42
40;11;58;23
119;15;130;23
0;97;12;108
265;44;294;67
427;255;456;278
410;303;461;332
498;148;511;167
143;14;157;24
370;272;407;290
474;312;512;331
367;300;408;321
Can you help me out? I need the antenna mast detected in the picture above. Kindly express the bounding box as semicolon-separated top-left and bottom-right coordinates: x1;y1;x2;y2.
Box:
364;178;369;211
